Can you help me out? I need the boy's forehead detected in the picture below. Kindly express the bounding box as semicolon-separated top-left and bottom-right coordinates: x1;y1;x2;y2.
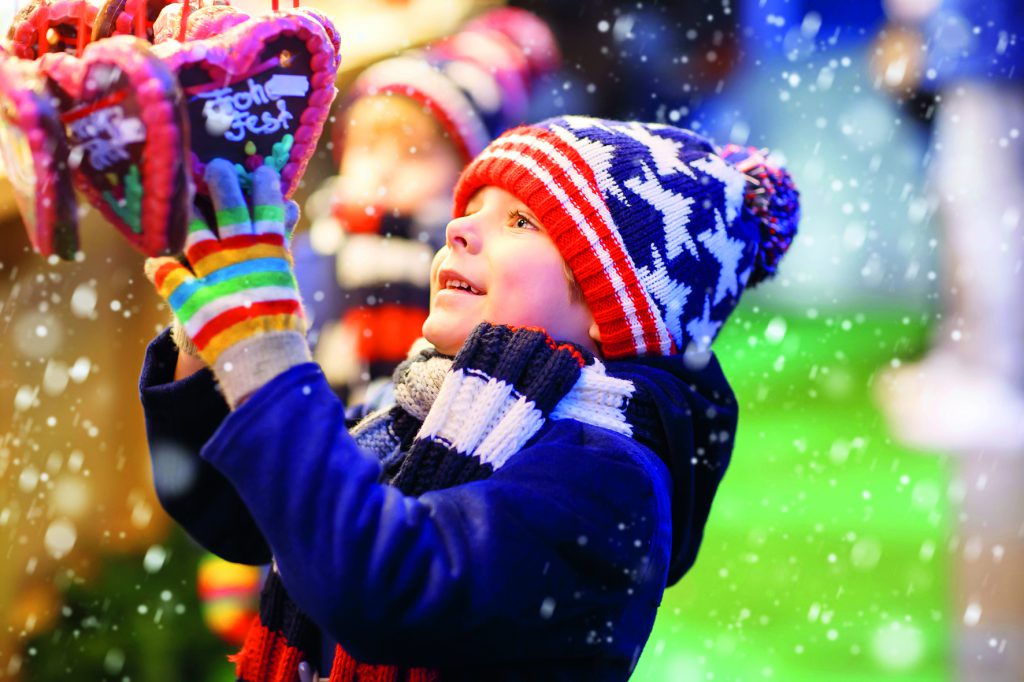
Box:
466;185;527;210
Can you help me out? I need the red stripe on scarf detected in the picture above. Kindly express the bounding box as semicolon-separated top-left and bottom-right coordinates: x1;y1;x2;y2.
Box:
326;645;439;682
229;619;303;682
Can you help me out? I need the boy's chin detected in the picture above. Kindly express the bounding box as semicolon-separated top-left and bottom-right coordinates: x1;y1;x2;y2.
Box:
422;318;471;357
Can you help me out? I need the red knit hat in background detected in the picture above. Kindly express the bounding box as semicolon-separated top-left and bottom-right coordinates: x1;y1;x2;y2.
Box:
336;7;559;164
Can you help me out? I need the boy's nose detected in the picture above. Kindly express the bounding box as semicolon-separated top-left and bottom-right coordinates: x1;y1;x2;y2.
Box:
444;215;481;253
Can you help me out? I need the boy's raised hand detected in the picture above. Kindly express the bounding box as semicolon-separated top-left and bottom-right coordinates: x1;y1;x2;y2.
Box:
145;160;311;407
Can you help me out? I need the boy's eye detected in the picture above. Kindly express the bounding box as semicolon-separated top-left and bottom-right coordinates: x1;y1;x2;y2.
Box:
508;209;538;230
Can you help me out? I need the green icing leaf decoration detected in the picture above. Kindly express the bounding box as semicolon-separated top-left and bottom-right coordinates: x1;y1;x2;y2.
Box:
229;134;294;194
102;165;142;233
234;163;254;193
265;134;294;172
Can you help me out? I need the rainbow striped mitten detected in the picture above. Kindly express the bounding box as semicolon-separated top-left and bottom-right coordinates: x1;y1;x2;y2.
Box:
145;160;311;407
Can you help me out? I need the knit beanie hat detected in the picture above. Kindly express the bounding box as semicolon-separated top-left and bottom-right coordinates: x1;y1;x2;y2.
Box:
340;7;559;163
452;116;800;360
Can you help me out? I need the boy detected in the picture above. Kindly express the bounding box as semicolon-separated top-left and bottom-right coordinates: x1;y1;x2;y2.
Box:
141;116;798;681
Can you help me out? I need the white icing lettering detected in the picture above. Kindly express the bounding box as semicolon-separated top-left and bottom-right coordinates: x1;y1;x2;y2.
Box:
194;76;307;142
67;106;145;171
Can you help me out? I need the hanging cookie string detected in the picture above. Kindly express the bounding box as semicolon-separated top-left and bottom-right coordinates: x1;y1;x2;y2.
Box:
135;0;146;38
76;12;88;57
179;0;191;42
37;16;47;57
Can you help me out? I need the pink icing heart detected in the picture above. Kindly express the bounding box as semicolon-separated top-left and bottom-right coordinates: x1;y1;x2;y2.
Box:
291;8;342;72
43;35;191;256
153;11;339;199
7;0;98;60
0;51;79;259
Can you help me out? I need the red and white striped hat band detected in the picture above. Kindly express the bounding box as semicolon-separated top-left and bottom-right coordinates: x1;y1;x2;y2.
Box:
453;116;762;360
353;56;493;162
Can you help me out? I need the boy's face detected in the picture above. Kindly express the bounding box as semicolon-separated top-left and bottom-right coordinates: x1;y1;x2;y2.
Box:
423;186;599;356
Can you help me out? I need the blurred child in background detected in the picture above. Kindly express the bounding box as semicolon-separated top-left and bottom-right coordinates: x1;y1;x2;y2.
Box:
876;0;1024;452
874;3;1024;679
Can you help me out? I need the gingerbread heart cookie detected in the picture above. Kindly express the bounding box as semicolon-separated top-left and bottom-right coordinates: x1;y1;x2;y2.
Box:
0;52;79;259
154;11;339;199
7;0;98;60
92;0;181;42
44;36;191;256
153;3;248;44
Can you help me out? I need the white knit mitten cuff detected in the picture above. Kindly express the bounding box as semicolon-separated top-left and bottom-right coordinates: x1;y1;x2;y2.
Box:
170;319;201;359
212;331;313;409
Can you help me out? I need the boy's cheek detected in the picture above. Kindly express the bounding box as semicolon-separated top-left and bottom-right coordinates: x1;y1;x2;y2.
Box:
480;293;543;333
427;248;447;302
491;270;554;317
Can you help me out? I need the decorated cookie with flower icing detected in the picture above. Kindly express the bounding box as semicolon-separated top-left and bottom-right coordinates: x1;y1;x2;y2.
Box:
153;11;339;199
0;51;79;259
7;0;99;60
44;35;191;256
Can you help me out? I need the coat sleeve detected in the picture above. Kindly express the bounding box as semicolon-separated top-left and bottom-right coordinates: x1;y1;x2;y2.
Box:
139;328;271;565
200;362;674;668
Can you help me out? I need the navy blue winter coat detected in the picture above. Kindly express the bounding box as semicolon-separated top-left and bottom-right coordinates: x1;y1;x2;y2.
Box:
139;329;737;678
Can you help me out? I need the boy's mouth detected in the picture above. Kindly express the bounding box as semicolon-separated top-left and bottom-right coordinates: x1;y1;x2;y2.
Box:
438;268;484;295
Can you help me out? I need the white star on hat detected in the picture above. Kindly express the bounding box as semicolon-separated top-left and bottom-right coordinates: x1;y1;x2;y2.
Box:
625;162;698;260
636;244;692;349
618;122;696;178
698;209;745;305
692;154;746;223
686;295;722;352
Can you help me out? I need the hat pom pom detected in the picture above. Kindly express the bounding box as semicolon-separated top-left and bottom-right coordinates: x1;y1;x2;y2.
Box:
720;144;800;287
